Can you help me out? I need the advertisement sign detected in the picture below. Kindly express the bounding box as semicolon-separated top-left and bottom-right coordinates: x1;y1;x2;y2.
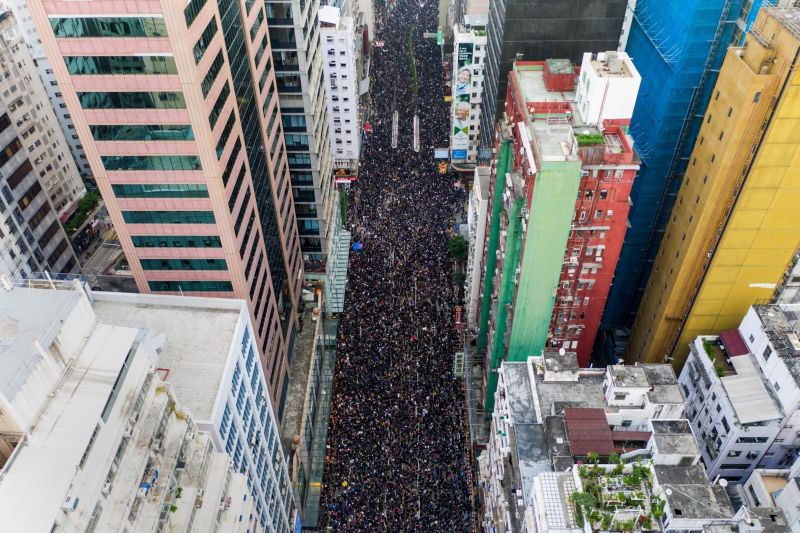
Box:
451;98;470;161
454;42;474;103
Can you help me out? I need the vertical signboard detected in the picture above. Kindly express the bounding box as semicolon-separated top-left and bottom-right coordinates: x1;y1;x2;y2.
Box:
451;42;474;162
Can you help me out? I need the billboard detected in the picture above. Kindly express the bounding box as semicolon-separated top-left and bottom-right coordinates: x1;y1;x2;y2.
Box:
451;41;475;162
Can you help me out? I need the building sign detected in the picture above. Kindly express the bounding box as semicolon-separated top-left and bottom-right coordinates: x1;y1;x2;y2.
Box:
434;148;449;159
451;42;475;162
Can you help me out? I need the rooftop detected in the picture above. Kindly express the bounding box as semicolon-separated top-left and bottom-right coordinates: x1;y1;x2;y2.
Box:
319;5;340;26
641;365;685;405
0;322;137;532
534;367;606;418
653;464;734;521
649;419;700;456
0;286;81;398
721;354;783;425
564;407;615;456
719;329;749;356
535;472;580;531
513;423;552;501
608;365;650;389
589;53;633;78
503;362;537;424
92;292;243;420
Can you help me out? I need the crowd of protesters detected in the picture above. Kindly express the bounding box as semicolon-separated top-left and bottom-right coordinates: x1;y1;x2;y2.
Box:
319;0;473;528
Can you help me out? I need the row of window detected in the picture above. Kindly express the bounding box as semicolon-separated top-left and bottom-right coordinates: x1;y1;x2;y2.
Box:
102;156;202;172
140;258;227;270
64;56;177;75
111;183;208;198
149;280;233;292
90;124;194;142
77;91;186;110
194;18;218;64
122;210;215;224
50;17;168;38
131;235;222;248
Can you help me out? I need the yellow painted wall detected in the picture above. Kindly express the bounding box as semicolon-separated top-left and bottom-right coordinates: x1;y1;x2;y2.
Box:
627;8;800;366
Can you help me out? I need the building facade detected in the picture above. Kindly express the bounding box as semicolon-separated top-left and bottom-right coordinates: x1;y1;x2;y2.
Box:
28;0;304;406
680;303;800;482
627;5;800;367
602;0;764;340
320;5;360;176
476;54;640;414
478;0;628;155
450;15;487;166
3;0;92;179
0;280;295;531
0;97;78;276
0;11;85;215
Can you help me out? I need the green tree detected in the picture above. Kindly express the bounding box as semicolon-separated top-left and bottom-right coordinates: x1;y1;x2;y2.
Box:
452;269;466;286
448;235;468;261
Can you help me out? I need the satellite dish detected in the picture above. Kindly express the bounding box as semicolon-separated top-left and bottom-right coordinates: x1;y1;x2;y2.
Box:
665;489;673;496
559;348;566;355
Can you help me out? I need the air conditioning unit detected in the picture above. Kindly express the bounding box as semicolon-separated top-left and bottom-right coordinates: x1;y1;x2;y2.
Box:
102;483;112;496
61;495;80;512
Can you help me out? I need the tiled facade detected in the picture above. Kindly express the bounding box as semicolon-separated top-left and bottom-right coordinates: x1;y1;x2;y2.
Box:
28;0;303;410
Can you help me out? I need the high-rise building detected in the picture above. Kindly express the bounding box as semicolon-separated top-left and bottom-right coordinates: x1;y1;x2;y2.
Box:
0;279;295;531
0;97;78;276
475;54;641;414
28;0;304;407
2;0;92;179
0;11;85;215
679;303;800;482
266;0;343;287
627;5;800;367
602;0;765;339
478;0;628;156
450;15;487;167
320;6;360;176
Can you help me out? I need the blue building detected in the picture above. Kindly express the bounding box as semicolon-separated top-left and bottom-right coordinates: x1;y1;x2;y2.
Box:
600;0;764;353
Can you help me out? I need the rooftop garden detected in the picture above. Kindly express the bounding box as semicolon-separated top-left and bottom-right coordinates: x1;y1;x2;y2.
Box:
571;455;665;532
576;132;605;147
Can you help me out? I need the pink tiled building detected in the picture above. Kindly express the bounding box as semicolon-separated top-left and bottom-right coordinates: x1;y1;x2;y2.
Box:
29;0;303;413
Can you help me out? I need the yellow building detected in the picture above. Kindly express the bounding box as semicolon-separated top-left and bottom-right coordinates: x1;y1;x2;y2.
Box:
628;5;800;367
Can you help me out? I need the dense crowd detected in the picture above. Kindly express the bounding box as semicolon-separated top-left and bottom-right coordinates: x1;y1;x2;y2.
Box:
318;0;473;529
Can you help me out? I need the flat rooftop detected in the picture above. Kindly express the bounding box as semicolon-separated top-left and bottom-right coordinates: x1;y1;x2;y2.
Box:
513;423;551;502
608;365;650;388
0;287;81;398
653;465;734;521
535;370;606;418
503;362;536;424
650;419;700;456
0;322;137;532
93;293;243;420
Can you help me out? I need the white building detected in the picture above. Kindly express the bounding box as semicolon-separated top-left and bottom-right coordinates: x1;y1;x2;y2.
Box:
0;278;296;532
742;456;800;532
466;165;489;329
451;14;487;165
0;11;85;214
320;5;360;175
1;1;91;179
0;99;79;277
679;303;800;483
481;351;688;532
574;51;641;126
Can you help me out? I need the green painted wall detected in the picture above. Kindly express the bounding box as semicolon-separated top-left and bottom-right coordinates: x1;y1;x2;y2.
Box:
507;160;582;362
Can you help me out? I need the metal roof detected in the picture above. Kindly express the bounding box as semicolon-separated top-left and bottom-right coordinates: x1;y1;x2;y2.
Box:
721;355;782;425
719;329;749;357
564;407;615;455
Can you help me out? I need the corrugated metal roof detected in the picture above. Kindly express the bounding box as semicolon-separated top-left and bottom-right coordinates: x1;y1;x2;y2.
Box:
721;356;782;425
564;407;615;455
719;329;749;357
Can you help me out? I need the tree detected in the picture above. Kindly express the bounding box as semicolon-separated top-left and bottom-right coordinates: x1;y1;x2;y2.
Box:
452;269;466;286
448;235;468;261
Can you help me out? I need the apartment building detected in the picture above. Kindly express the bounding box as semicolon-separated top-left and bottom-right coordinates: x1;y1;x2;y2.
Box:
3;0;91;178
28;0;304;407
450;14;487;166
680;303;800;483
0;11;85;215
0;98;78;276
477;53;641;413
